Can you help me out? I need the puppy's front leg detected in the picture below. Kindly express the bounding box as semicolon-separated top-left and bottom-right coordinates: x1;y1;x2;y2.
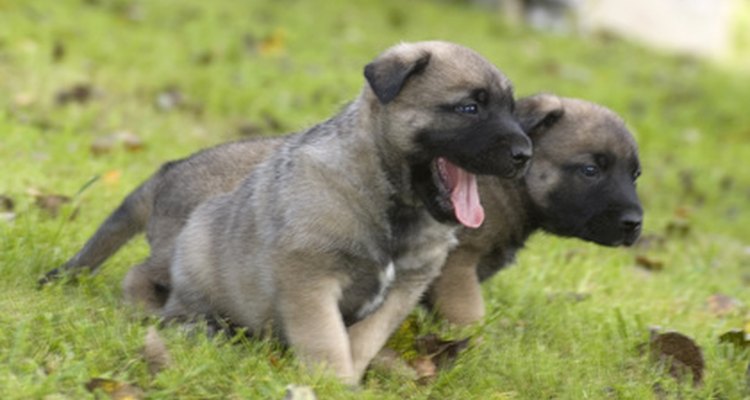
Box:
430;248;484;325
347;278;431;381
276;260;355;385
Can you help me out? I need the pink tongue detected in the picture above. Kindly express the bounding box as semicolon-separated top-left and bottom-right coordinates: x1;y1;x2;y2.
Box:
441;158;485;228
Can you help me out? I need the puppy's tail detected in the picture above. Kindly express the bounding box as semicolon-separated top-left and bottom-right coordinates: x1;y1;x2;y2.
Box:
38;170;161;286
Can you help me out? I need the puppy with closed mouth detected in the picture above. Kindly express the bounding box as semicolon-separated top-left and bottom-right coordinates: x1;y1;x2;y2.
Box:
161;41;530;384
429;93;643;326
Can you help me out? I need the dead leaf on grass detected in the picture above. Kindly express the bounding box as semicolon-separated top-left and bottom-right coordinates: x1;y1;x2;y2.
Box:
706;294;742;317
649;329;705;386
0;195;14;212
414;333;470;371
0;194;14;222
85;378;144;400
91;132;145;156
258;28;287;57
117;131;145;152
142;326;171;376
33;193;71;217
632;234;666;251
635;255;664;271
55;83;97;105
52;40;65;62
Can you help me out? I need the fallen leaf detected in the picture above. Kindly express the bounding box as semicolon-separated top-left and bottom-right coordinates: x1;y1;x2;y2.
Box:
258;28;286;56
116;131;144;152
55;83;96;105
706;294;742;317
85;378;144;400
34;193;71;217
283;384;316;400
665;219;691;237
103;170;122;186
52;40;65;62
632;234;666;251
414;334;470;371
649;329;704;385
0;195;15;222
718;329;750;350
142;326;171;376
0;195;14;211
194;50;214;66
635;255;664;271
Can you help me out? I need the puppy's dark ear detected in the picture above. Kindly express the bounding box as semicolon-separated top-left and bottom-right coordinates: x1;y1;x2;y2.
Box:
364;51;431;104
515;93;565;135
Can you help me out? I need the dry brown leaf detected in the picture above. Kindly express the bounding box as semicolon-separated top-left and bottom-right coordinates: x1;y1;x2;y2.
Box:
635;255;665;271
55;83;96;105
52;40;65;62
665;218;691;237
102;170;122;186
34;193;71;217
85;378;144;400
117;131;145;152
649;329;704;385
258;28;287;56
414;334;470;370
0;195;14;212
706;294;742;317
142;326;171;376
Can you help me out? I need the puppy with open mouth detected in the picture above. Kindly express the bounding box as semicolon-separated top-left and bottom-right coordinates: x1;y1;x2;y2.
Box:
161;41;530;384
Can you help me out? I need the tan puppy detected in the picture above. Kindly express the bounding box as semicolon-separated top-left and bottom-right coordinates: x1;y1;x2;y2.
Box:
430;94;643;325
162;41;530;384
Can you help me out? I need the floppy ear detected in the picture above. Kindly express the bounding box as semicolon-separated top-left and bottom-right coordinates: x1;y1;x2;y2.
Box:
364;51;431;104
515;93;565;135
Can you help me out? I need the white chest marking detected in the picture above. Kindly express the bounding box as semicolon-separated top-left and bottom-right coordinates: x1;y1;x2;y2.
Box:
355;262;396;320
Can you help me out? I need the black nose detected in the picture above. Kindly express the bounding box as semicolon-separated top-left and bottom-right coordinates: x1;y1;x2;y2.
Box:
511;146;532;168
619;210;642;233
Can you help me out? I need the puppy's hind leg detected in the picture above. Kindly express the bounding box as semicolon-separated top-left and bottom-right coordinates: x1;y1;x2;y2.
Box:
122;260;171;313
430;248;485;326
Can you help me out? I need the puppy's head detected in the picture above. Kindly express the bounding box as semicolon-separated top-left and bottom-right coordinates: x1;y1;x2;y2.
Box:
363;41;532;228
517;94;643;246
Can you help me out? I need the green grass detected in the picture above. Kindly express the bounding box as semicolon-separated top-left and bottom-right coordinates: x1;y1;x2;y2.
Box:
1;0;749;398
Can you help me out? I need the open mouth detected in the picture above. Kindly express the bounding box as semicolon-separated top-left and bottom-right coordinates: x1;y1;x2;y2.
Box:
431;157;485;228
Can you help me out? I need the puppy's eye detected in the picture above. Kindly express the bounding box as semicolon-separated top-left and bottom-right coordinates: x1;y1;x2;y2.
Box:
454;104;479;115
632;169;641;182
580;165;600;178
